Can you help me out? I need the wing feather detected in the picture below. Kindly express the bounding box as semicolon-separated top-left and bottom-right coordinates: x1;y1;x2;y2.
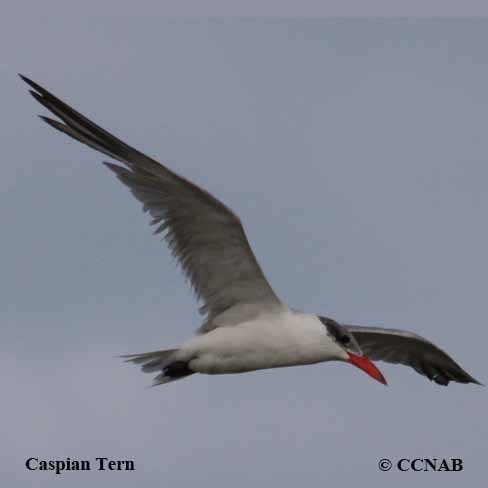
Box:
21;75;281;325
344;325;480;386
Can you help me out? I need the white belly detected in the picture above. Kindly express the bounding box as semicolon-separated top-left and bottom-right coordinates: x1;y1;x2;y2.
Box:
180;309;341;374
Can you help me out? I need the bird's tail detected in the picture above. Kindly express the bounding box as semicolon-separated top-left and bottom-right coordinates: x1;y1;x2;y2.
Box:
120;348;193;386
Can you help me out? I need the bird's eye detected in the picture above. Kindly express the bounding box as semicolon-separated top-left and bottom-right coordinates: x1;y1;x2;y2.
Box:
341;335;350;344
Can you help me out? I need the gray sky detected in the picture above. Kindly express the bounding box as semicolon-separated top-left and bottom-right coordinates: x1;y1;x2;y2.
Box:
5;1;488;15
1;18;487;488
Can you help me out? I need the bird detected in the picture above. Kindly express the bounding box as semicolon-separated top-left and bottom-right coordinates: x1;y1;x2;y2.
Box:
21;74;481;388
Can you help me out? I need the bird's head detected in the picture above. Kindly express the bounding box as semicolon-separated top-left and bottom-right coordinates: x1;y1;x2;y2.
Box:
319;316;387;385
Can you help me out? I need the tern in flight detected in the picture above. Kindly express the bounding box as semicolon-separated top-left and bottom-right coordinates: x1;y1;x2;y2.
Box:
21;75;481;388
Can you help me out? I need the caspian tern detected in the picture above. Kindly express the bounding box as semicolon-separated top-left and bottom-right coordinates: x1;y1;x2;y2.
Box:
21;75;481;388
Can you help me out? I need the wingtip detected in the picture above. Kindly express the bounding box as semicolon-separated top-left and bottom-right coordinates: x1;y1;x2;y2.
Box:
19;74;38;90
115;353;141;364
461;369;483;386
29;89;43;102
103;161;126;174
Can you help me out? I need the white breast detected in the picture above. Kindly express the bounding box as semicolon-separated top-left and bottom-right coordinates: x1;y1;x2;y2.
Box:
180;308;346;374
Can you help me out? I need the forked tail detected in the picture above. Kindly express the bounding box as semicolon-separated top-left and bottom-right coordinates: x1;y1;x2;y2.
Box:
120;348;194;386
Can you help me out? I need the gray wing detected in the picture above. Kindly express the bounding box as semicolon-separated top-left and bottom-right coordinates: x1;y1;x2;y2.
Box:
21;75;281;325
344;325;481;386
